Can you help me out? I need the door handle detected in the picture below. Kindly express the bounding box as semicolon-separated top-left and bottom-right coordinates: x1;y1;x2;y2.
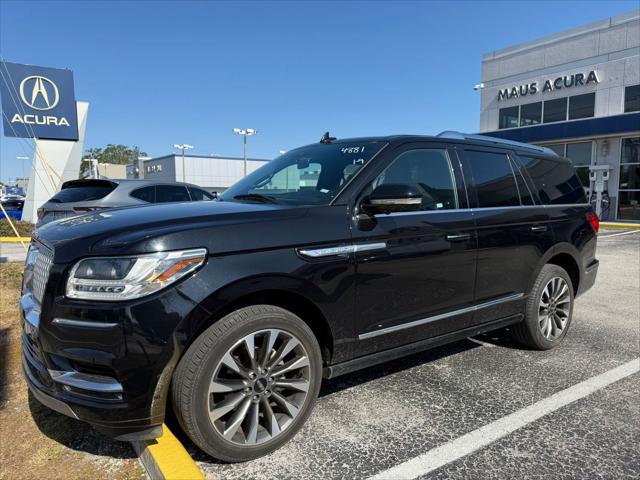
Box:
530;225;548;233
446;233;471;242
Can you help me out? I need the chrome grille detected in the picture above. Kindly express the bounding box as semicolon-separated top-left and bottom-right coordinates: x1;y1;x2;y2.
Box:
32;245;54;304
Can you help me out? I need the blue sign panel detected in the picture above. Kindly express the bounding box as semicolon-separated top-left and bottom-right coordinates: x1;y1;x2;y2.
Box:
0;62;78;141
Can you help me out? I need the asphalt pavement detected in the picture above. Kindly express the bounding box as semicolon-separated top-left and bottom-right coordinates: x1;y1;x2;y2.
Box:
180;229;640;480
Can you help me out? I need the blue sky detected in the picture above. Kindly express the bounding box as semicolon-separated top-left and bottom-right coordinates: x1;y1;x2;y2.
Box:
0;0;637;182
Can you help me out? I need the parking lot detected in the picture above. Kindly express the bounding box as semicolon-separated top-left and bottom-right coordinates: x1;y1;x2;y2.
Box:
0;229;638;480
180;229;639;480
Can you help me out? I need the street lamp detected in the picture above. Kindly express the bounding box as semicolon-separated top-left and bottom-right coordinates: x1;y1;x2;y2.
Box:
233;128;258;176
16;156;29;186
173;144;193;182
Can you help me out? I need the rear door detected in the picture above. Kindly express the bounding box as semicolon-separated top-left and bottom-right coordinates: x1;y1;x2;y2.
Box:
460;147;554;325
351;143;477;356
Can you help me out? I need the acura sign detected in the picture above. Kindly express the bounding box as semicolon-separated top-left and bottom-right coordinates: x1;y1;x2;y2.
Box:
0;62;78;141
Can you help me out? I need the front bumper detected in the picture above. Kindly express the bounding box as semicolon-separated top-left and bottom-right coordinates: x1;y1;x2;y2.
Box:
20;263;206;440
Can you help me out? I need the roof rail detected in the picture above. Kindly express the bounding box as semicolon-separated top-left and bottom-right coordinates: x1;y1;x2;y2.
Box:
436;131;558;156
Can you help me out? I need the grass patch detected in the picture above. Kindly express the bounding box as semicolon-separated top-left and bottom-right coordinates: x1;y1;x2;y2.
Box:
0;218;34;237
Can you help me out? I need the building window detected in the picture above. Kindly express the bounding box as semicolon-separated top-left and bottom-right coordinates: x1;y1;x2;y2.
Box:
543;98;567;123
519;102;542;126
546;144;566;156
624;85;640;113
565;142;592;188
499;106;519;129
568;92;595;120
618;137;640;221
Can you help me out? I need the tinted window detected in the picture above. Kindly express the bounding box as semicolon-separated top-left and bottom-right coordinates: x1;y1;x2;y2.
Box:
519;156;587;205
49;185;114;203
499;106;519;129
624;85;640;113
465;151;521;207
520;102;542;126
568;93;595;120
512;165;535;205
155;185;190;203
618;191;640;221
566;142;592;188
188;187;215;201
130;186;155;202
372;149;459;210
543;98;567;123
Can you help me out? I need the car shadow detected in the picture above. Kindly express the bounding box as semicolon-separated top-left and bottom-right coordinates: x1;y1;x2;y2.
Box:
27;390;137;459
173;338;483;464
472;327;531;350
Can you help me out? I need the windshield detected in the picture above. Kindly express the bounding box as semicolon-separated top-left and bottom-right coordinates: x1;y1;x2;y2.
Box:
220;141;386;206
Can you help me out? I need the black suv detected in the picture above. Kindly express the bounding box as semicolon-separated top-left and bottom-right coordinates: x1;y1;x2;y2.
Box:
21;132;599;462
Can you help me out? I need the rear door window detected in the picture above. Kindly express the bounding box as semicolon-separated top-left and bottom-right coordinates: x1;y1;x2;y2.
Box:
155;185;190;203
49;185;115;203
187;187;216;201
464;150;521;207
130;186;155;203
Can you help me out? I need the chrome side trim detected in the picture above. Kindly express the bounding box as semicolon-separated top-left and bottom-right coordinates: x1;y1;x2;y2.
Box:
48;369;123;393
358;293;524;340
373;203;590;218
52;318;118;329
299;242;386;258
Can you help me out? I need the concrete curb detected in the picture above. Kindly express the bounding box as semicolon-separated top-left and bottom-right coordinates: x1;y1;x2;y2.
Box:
600;222;640;229
0;237;31;242
131;424;205;480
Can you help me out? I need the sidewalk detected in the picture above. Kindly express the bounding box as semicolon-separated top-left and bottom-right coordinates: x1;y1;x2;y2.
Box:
0;242;27;263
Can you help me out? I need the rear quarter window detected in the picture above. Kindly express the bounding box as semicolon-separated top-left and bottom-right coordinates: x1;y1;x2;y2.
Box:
130;186;155;202
519;156;587;205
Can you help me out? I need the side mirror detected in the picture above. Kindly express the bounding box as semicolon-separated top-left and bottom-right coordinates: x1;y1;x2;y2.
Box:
361;183;422;215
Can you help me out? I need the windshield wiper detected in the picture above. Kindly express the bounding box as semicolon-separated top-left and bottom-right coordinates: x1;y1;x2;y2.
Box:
232;194;280;204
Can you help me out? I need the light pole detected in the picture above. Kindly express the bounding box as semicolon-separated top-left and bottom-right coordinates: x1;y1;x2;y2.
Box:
233;128;257;177
173;144;193;182
16;156;29;188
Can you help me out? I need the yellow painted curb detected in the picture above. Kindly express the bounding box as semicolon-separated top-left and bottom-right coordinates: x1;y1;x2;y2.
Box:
132;425;204;480
600;222;640;230
0;237;31;242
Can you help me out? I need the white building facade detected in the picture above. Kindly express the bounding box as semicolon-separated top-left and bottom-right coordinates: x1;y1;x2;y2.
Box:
133;154;270;194
480;10;640;221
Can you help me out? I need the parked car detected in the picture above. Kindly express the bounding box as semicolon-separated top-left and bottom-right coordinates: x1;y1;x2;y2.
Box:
22;132;598;462
36;179;216;227
1;197;25;221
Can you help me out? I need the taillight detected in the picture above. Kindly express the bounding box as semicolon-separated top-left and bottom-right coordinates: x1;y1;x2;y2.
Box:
587;211;599;233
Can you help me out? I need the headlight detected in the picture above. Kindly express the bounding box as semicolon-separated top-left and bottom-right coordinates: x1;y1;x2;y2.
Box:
66;248;207;301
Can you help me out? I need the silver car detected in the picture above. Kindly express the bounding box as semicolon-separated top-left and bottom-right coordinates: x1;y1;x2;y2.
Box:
37;179;216;227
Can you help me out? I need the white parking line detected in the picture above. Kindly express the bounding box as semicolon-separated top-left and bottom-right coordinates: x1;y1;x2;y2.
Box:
599;230;640;238
368;358;640;480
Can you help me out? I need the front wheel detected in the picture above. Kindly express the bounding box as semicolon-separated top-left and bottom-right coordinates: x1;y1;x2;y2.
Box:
171;305;323;462
511;264;575;350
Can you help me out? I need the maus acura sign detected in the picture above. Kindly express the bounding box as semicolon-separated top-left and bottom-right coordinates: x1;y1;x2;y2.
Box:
0;61;79;141
498;70;599;101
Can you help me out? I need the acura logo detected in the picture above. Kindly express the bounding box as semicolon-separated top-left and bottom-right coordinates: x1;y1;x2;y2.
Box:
19;75;60;111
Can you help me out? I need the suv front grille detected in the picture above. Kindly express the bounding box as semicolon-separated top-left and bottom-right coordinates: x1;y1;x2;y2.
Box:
32;245;54;303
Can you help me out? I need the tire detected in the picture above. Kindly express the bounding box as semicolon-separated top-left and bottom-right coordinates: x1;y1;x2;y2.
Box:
171;305;322;462
511;264;575;350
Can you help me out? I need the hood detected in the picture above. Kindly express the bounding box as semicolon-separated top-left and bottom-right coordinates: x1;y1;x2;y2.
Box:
35;200;297;261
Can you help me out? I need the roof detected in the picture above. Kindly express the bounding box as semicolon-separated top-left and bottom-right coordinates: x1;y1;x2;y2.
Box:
148;154;271;163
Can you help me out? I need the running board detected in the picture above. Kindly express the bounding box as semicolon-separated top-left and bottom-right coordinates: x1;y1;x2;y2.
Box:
323;314;523;379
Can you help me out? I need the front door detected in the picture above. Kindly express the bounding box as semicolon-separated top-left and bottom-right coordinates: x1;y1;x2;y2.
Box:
351;144;477;357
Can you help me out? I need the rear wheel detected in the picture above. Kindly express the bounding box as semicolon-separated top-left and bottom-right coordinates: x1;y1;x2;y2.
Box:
512;264;574;350
171;305;322;462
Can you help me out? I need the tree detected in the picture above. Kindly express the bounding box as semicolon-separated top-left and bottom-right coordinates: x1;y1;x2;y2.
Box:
81;144;148;177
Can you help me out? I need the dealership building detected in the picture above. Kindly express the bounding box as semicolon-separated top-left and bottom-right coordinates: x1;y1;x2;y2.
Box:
127;154;270;194
480;9;640;221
